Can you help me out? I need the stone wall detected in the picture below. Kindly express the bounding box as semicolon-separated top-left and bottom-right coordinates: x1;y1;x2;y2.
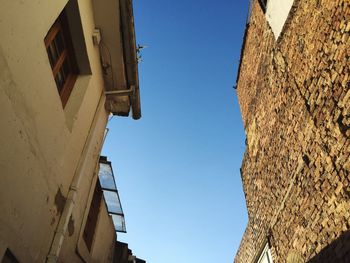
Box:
235;0;350;262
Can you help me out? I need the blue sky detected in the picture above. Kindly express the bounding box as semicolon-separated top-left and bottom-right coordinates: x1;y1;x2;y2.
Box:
102;0;249;262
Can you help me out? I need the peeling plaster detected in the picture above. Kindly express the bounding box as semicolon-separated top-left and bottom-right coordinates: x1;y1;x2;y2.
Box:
54;188;66;215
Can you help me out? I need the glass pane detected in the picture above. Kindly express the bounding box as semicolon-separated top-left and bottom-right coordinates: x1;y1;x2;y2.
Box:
55;71;64;92
54;31;65;55
111;214;126;232
62;59;70;78
103;190;122;214
98;163;117;190
47;43;58;68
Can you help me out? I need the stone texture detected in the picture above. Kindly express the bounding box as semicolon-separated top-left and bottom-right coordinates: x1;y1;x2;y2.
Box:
234;0;350;262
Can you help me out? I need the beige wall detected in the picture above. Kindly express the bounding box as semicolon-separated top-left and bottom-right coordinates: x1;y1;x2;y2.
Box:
0;0;118;261
58;171;117;263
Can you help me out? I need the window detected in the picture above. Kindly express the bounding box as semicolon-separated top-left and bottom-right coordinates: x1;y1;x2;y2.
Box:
98;157;126;233
83;180;102;251
45;10;78;107
257;243;273;263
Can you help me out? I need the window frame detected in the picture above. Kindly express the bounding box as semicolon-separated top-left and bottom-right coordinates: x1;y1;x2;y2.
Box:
44;10;78;108
98;157;127;233
82;180;103;251
256;243;273;263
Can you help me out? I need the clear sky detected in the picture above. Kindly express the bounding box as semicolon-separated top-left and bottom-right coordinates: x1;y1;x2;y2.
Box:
102;0;250;262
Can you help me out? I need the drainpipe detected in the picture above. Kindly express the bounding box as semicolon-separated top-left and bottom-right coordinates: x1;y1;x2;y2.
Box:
46;92;107;263
104;85;134;97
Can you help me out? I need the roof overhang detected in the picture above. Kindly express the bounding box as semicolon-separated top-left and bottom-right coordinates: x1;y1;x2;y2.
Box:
92;0;141;120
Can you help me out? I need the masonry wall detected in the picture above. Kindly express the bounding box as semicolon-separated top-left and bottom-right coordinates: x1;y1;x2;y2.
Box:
235;0;350;262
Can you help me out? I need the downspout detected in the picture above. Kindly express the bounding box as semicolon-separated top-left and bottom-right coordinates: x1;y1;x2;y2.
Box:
46;92;107;263
104;85;134;97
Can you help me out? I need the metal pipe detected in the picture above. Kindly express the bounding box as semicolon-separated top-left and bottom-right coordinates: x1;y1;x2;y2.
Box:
104;85;134;96
46;92;107;262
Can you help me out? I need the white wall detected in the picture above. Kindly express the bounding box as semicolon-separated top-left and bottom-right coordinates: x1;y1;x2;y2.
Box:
266;0;294;39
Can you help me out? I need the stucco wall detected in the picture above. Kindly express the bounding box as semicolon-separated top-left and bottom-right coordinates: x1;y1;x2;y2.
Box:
235;0;350;262
0;0;115;261
59;179;116;263
91;202;116;263
265;0;294;39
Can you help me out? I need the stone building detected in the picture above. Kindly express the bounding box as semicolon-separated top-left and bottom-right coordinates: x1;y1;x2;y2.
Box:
0;0;143;262
234;0;349;262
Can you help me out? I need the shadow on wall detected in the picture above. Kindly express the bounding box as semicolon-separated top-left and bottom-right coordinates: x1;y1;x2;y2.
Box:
307;230;350;263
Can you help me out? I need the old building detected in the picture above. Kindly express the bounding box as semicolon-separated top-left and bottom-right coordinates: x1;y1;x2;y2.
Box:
235;0;349;262
114;241;146;263
0;0;143;262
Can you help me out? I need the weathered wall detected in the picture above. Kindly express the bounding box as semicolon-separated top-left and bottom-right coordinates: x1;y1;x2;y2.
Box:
235;0;350;262
59;176;116;263
0;0;115;261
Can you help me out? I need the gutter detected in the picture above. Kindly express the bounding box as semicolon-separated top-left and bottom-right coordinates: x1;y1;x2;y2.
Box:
46;93;107;263
92;0;141;120
234;0;255;88
118;0;141;120
235;20;250;89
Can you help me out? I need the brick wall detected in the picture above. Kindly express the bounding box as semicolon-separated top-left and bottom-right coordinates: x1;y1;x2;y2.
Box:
235;0;350;262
